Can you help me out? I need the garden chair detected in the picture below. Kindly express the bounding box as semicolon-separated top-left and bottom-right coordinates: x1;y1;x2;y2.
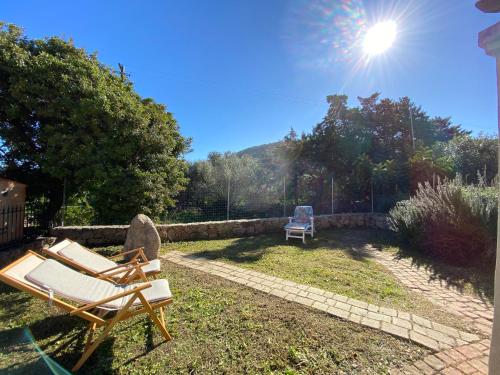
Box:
0;251;173;371
43;239;161;284
284;206;315;244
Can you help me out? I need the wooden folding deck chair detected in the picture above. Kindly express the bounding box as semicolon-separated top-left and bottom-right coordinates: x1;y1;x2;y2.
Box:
43;239;161;284
0;251;173;372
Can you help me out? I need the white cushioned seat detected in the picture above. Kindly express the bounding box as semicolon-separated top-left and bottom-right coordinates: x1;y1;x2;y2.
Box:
139;259;161;274
284;223;311;231
4;255;45;289
26;259;171;309
58;242;117;272
49;240;161;278
45;238;74;255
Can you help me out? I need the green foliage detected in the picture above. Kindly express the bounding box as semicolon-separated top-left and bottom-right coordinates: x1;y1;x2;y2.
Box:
182;93;486;217
0;23;189;223
389;177;497;266
408;146;454;192
273;93;469;211
434;134;498;184
57;195;95;226
172;152;284;221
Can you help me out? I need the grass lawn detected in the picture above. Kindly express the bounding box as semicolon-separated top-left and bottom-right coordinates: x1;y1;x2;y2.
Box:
162;229;476;332
0;259;428;374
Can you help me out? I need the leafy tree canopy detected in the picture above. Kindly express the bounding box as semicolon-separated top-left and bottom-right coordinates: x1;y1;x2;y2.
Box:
0;23;189;223
181;93;490;217
434;134;498;184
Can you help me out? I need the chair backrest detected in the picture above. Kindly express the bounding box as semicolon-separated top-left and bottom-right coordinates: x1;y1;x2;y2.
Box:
0;251;108;324
25;259;128;309
46;239;117;273
293;206;313;223
2;252;46;290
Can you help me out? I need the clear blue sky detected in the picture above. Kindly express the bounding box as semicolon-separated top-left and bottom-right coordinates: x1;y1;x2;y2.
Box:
2;0;499;161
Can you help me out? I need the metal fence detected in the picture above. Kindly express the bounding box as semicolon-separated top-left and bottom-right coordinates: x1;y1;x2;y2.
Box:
0;204;51;250
162;178;404;224
59;178;405;225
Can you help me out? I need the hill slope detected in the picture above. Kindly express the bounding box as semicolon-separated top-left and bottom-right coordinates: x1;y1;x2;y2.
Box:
237;141;282;160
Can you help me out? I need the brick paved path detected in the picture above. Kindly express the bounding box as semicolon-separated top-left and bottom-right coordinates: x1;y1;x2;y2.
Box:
163;251;479;351
367;249;493;336
391;339;491;374
361;248;494;374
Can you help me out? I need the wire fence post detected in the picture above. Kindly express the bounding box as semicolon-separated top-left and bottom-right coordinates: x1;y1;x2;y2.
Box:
283;177;286;217
226;176;230;221
371;179;374;213
331;176;334;214
62;176;67;227
409;106;415;152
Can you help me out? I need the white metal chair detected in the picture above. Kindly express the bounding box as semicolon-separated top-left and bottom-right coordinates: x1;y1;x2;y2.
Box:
285;206;314;244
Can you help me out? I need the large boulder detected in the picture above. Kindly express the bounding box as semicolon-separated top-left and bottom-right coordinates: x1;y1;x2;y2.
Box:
123;214;161;260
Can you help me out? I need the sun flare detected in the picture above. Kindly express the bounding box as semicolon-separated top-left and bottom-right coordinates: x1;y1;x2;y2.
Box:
363;20;397;56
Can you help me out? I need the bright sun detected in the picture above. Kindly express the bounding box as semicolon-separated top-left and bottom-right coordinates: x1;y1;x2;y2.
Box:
363;20;397;56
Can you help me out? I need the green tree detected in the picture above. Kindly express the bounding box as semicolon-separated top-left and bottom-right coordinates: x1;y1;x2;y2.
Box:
409;146;453;192
276;93;468;212
0;23;189;223
178;152;278;220
435;134;498;184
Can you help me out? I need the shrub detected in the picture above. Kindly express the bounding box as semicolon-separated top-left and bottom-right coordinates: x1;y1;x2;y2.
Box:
389;176;497;266
54;195;96;226
163;207;205;223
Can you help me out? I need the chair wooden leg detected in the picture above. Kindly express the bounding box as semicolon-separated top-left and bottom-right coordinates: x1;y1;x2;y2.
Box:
118;268;133;284
137;293;172;342
138;267;148;282
72;295;138;372
159;306;165;326
84;322;97;352
130;267;148;283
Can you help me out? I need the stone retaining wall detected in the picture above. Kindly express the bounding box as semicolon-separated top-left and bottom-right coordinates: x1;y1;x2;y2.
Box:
0;237;56;268
50;213;390;246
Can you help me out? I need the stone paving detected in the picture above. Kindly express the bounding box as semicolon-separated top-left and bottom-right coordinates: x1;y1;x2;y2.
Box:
360;248;494;374
162;251;480;354
390;339;491;374
367;248;494;336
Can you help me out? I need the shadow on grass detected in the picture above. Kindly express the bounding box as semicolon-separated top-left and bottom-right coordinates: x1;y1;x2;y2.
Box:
389;244;495;304
189;234;285;264
332;230;495;304
181;228;494;304
0;315;94;374
0;318;117;375
0;283;117;374
185;228;396;264
0;328;63;375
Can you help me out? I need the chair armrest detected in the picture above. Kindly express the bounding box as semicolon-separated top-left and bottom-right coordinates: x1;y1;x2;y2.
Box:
95;259;141;277
108;247;149;262
70;283;152;315
288;217;293;223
